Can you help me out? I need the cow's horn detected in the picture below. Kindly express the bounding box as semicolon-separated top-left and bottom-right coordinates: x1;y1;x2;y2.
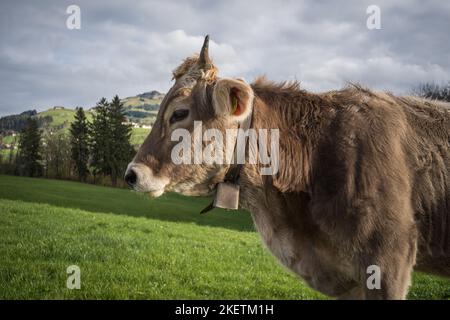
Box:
198;35;212;68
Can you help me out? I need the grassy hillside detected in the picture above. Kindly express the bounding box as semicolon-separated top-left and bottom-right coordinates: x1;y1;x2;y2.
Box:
130;127;150;146
38;108;93;128
0;175;449;299
0;134;18;159
0;134;18;144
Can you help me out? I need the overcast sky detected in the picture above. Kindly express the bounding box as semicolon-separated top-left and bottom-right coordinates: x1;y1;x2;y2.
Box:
0;0;449;116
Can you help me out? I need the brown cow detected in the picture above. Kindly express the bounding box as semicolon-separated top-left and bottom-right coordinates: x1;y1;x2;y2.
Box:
125;36;450;299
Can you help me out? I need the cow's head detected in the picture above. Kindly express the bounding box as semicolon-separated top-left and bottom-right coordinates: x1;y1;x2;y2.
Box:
125;36;254;197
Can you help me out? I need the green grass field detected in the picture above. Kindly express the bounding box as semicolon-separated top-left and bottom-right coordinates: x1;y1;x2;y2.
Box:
0;175;448;299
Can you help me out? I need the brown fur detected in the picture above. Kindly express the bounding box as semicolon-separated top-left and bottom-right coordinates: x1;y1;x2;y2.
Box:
132;56;450;299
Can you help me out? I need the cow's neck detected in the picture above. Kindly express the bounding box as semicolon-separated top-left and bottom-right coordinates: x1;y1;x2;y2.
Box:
236;87;334;269
238;86;333;209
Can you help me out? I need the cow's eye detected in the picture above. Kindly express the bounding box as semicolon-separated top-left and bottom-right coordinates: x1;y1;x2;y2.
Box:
169;109;189;124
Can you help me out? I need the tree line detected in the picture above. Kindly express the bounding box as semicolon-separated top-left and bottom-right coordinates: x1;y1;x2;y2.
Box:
0;110;52;132
412;82;450;102
0;95;134;187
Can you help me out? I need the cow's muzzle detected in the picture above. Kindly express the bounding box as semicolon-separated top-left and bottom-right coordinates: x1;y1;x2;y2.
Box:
124;162;169;197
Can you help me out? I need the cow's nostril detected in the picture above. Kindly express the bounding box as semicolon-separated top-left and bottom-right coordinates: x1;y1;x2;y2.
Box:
125;169;137;187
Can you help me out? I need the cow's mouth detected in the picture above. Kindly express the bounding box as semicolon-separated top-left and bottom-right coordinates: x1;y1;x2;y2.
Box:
147;188;165;198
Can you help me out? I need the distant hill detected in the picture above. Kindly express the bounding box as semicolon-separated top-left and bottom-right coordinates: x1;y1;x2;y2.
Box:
0;91;165;149
120;90;164;125
0;110;53;132
38;107;94;133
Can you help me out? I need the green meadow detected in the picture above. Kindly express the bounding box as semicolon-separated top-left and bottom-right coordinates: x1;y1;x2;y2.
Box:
0;175;448;299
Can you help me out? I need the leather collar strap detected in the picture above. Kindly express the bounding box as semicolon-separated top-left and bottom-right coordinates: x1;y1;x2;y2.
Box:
200;107;253;214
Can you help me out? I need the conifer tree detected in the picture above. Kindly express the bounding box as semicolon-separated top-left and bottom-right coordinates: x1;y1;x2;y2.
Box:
108;95;134;186
17;118;42;177
90;98;110;180
69;107;90;181
91;96;134;186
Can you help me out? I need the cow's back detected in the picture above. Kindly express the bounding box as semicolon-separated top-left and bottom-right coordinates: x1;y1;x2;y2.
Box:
322;88;450;277
399;97;450;276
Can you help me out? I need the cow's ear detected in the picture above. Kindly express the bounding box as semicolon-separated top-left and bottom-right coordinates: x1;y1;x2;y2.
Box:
212;78;254;123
